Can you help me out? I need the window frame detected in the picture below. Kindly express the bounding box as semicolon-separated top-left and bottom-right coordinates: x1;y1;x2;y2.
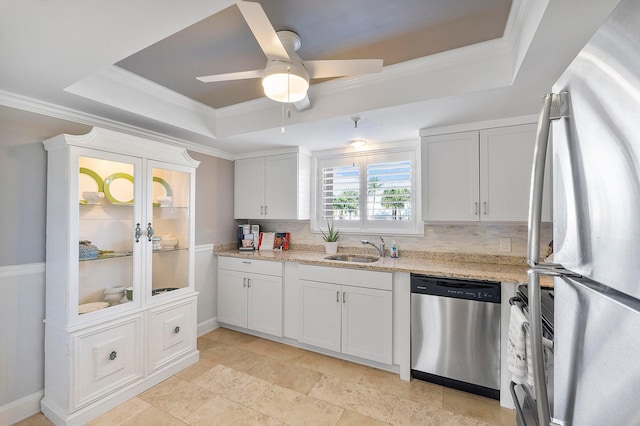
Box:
311;141;423;236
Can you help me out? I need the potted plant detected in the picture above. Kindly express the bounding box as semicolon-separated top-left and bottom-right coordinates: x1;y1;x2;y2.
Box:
321;219;340;254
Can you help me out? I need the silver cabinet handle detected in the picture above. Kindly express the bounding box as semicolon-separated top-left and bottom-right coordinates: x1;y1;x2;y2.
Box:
261;206;264;215
135;223;142;242
247;278;251;288
146;223;155;241
109;351;117;361
174;326;180;334
336;291;339;303
243;277;247;288
483;201;487;215
242;261;251;264
343;292;346;303
264;205;268;215
474;202;479;215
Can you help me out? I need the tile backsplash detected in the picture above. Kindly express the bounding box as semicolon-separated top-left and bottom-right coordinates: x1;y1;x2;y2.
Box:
250;221;553;259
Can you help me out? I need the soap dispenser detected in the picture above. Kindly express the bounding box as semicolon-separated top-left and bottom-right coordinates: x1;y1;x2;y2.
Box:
391;240;398;258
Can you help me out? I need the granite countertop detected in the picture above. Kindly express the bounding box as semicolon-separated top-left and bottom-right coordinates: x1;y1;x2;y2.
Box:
215;245;538;284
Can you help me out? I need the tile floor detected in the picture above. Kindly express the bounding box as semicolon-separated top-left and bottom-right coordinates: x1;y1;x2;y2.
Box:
17;328;515;425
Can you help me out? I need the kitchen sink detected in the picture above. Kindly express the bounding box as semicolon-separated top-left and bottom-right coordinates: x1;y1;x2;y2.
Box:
324;254;380;263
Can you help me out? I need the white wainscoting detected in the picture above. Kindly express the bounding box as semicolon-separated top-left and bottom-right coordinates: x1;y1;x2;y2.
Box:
0;244;218;425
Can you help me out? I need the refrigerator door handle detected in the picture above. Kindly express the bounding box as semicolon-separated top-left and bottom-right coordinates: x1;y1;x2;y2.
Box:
527;268;552;426
527;92;569;267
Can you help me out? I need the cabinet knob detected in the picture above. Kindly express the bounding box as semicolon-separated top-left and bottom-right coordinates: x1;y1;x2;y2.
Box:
146;223;155;241
174;326;180;334
109;351;117;361
135;223;142;243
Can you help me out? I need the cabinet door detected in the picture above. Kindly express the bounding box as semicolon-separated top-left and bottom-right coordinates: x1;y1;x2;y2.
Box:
217;269;248;328
148;162;195;299
422;131;480;221
234;157;265;219
76;152;143;320
264;153;298;219
247;273;283;337
147;298;196;373
479;124;551;221
341;286;393;364
299;280;342;352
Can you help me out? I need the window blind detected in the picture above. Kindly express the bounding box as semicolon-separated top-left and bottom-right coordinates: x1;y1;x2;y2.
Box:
321;164;360;220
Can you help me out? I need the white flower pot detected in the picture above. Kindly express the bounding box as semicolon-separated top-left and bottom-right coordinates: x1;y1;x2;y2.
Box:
324;241;339;254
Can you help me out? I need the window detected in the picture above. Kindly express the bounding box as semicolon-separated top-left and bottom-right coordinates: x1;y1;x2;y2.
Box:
313;144;421;235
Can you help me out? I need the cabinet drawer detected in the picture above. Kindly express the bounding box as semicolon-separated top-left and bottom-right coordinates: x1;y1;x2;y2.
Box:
299;265;392;291
148;298;197;373
218;256;282;276
70;315;143;410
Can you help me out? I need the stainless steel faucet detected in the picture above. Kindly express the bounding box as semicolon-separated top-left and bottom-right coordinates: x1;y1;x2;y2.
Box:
361;236;385;257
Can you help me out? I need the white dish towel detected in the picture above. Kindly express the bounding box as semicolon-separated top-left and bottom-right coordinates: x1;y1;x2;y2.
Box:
507;304;532;386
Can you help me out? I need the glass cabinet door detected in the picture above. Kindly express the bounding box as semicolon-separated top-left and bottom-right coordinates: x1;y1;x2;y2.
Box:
148;165;192;298
77;155;141;315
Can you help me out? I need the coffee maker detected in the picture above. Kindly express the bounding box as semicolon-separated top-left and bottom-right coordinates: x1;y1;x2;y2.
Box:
237;224;259;251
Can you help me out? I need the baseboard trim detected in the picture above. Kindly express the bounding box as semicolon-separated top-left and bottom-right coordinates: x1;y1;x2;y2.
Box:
197;317;218;337
0;390;43;426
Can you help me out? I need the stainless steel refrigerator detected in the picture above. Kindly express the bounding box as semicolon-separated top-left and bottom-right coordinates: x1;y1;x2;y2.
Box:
527;0;640;424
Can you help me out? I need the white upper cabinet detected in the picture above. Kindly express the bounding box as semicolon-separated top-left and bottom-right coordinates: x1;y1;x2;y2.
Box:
422;123;551;222
234;150;311;220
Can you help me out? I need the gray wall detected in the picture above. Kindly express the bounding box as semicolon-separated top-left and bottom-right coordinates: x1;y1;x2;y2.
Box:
0;105;235;414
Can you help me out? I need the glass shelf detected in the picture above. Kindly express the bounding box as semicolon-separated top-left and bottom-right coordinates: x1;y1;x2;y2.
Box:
79;251;133;262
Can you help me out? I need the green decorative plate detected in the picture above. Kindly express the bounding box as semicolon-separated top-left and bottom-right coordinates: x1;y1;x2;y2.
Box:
104;172;134;204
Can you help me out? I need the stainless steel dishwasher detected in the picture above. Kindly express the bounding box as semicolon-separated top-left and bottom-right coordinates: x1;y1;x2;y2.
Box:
410;273;501;399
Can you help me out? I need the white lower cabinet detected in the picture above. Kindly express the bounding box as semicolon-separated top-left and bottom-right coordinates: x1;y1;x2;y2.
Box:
298;265;393;364
217;257;283;337
148;298;197;373
71;315;144;411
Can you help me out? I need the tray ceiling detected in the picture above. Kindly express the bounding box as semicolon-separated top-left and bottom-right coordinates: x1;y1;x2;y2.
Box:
117;0;512;108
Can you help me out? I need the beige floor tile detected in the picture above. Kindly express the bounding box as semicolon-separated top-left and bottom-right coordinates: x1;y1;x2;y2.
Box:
87;397;151;426
139;376;214;421
120;406;187;426
184;393;284;426
308;375;398;423
293;351;370;382
196;335;226;352
200;327;258;347
358;368;444;408
12;413;54;426
249;383;344;426
197;342;263;370
442;387;515;426
390;395;486;426
192;364;271;406
240;353;323;394
243;337;307;362
174;356;218;382
336;409;391;425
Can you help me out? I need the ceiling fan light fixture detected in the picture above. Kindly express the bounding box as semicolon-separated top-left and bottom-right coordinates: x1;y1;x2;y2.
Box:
262;62;309;103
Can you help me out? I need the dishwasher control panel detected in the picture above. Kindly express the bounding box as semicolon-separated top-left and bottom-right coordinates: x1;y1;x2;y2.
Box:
410;274;501;303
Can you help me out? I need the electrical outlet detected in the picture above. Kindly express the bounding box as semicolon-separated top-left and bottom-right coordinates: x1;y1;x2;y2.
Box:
499;237;512;252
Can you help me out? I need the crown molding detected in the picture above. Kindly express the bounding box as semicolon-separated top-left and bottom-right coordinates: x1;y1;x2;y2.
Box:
0;89;234;160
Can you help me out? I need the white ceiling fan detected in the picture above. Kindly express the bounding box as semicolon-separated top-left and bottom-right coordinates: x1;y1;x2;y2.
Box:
196;0;383;109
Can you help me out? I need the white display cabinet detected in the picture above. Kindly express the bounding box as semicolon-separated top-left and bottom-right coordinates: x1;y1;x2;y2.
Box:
41;127;199;425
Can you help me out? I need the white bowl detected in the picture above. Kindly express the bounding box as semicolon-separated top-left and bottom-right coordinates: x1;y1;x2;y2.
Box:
83;191;105;204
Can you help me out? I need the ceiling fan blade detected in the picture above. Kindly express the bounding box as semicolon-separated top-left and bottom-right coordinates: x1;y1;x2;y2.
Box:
304;59;383;79
237;1;290;62
196;69;263;83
